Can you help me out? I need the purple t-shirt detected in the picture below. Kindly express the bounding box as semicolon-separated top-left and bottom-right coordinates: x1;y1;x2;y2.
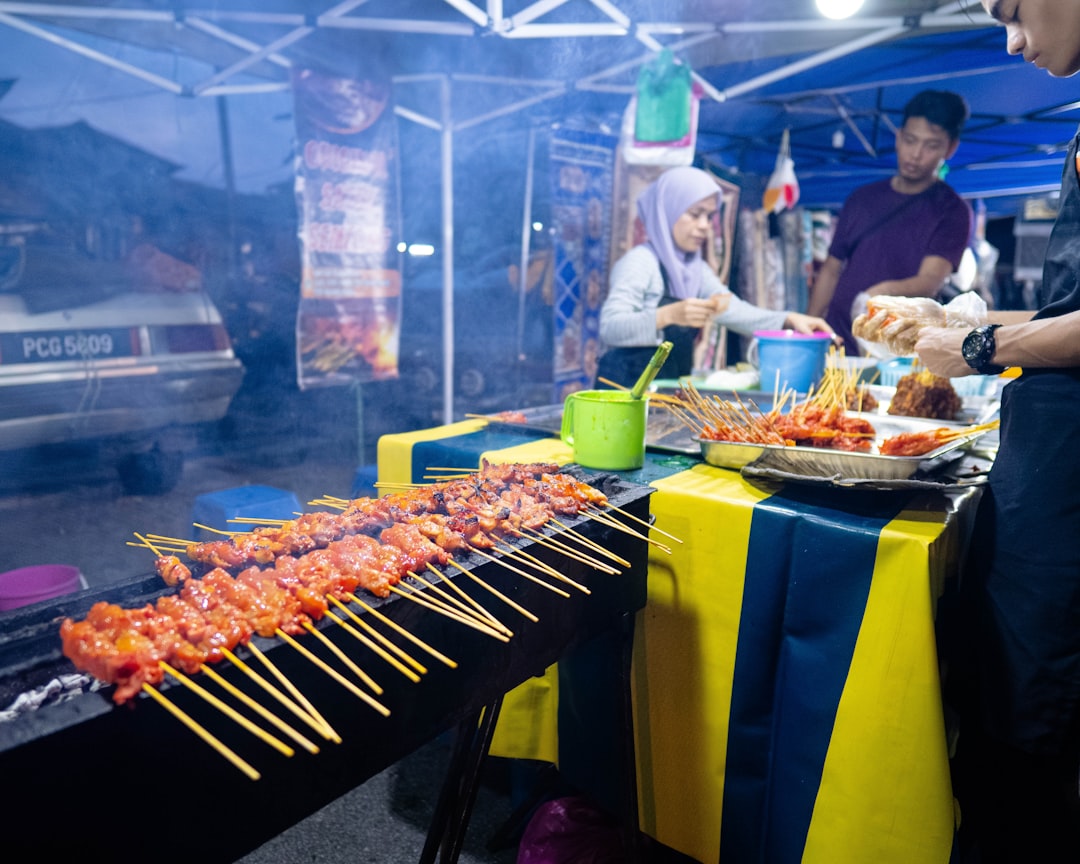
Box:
826;179;972;351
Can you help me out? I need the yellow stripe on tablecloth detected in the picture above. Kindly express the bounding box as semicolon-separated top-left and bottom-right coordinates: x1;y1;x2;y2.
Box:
489;663;560;765
804;509;955;864
376;419;488;489
633;464;775;864
480;437;573;468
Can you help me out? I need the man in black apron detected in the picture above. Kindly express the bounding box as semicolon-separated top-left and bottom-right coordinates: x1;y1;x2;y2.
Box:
914;3;1080;858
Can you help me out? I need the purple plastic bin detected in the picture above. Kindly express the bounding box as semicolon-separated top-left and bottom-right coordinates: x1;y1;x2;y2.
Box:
0;564;83;611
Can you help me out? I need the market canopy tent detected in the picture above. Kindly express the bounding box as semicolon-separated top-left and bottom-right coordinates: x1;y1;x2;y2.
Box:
1;0;1074;421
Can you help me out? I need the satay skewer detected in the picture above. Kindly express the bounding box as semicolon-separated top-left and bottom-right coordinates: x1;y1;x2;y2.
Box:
346;595;458;669
580;509;672;555
388;584;510;641
274;629;390;717
241;643;342;743
492;538;590;593
461;547;574;597
159;661;294;757
508;528;619;574
198;663;319;754
422;563;518;633
301;621;383;695
324;600;426;680
444;559;540;623
141;683;260;781
546;519;632;566
599;504;684;545
405;570;513;636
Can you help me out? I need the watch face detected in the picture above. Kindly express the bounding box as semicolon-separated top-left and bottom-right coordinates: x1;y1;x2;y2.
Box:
962;330;984;364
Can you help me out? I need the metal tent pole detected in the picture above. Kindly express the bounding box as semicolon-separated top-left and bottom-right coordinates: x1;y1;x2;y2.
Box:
440;74;455;425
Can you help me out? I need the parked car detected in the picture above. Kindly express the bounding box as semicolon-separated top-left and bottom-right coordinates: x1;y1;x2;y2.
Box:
0;235;244;494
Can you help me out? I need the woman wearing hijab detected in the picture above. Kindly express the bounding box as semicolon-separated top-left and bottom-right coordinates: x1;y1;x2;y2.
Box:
597;166;833;387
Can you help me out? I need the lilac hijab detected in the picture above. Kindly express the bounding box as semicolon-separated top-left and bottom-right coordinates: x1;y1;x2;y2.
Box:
636;166;720;299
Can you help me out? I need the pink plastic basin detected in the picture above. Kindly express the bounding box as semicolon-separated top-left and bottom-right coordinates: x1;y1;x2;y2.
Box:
0;564;83;611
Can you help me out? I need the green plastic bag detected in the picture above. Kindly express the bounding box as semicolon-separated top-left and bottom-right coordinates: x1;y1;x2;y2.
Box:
634;48;691;143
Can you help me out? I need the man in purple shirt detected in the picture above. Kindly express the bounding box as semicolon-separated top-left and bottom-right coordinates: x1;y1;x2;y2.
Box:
808;90;973;354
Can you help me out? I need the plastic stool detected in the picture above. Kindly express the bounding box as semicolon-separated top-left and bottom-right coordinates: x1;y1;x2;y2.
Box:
191;485;302;540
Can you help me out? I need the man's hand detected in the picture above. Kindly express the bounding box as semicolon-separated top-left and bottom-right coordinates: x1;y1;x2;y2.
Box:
914;326;972;377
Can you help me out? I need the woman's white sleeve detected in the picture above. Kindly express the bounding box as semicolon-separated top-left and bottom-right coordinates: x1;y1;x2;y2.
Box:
599;250;665;347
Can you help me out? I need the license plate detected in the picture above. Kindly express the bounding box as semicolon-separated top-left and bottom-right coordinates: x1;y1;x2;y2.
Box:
0;328;139;364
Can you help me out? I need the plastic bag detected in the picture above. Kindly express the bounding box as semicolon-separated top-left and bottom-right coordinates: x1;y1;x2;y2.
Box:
851;293;988;356
516;796;625;864
634;49;691;143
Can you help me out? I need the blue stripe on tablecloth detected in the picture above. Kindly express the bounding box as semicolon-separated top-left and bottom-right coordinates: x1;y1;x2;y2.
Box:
409;429;554;481
719;486;912;864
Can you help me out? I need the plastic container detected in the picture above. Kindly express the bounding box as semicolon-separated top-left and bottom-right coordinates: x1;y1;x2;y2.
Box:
752;330;832;393
191;485;302;541
0;564;83;611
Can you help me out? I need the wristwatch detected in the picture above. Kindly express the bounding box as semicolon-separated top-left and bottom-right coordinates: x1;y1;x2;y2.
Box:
961;324;1006;375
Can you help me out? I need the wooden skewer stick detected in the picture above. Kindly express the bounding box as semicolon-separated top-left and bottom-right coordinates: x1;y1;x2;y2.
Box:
443;559;539;623
510;527;619;574
242;643;341;743
600;503;683;545
141;683;260;781
219;647;336;743
423;563;519;631
301;621;383;695
580;509;672;555
274;629;391;717
547;519;632;566
199;663;319;754
392;577;493;627
191;522;239;536
228;517;289;526
461;546;573;598
133;532;165;556
388;584;510;641
492;538;590;592
406;570;513;636
159;662;294;758
324;601;425;681
346;595;458;669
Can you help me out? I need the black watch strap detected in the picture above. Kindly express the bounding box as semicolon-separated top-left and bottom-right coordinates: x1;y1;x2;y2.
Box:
963;324;1005;375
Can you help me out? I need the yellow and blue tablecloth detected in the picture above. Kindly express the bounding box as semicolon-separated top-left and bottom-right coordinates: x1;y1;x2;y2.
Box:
377;423;971;864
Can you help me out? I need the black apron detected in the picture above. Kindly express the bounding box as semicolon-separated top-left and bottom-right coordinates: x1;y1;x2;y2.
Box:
960;127;1080;755
595;264;699;389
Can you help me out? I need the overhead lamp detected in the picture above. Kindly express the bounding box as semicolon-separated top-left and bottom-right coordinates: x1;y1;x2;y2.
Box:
816;0;864;19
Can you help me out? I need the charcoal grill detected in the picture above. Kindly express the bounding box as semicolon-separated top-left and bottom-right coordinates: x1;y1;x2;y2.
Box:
0;470;652;862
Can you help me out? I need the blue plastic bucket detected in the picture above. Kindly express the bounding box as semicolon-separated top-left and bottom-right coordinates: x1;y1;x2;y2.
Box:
753;330;832;393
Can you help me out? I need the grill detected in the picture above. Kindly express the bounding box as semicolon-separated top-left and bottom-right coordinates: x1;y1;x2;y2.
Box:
0;470;652;861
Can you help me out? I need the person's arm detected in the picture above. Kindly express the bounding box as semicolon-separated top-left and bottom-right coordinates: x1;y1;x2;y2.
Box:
808;255;843;317
915;310;1080;378
865;254;954;299
599;249;667;347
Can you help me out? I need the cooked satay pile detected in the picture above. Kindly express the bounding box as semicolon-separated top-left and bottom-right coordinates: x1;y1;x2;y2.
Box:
60;462;611;706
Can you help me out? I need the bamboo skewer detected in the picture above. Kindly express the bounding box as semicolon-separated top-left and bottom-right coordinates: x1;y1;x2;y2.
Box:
509;528;619;574
492;538;590;593
462;546;574;598
198;663;319;755
388;584;510;641
243;643;341;743
325;604;424;681
274;629;391;717
444;558;539;623
423;563;518;633
347;595;458;669
600;503;684;545
141;683;260;781
581;509;672;555
301;621;382;695
404;571;512;635
159;661;294;757
548;518;632;566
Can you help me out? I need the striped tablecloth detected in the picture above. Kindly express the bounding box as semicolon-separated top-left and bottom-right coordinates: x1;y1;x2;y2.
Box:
378;423;975;864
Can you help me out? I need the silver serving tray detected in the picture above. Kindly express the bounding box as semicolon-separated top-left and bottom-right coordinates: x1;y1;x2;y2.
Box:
696;413;992;481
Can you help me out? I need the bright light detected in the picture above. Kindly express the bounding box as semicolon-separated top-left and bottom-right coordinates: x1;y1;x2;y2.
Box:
815;0;863;19
532;221;544;232
396;242;407;253
407;243;435;257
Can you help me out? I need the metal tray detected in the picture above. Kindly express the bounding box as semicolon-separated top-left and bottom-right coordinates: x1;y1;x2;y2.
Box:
696;414;993;481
